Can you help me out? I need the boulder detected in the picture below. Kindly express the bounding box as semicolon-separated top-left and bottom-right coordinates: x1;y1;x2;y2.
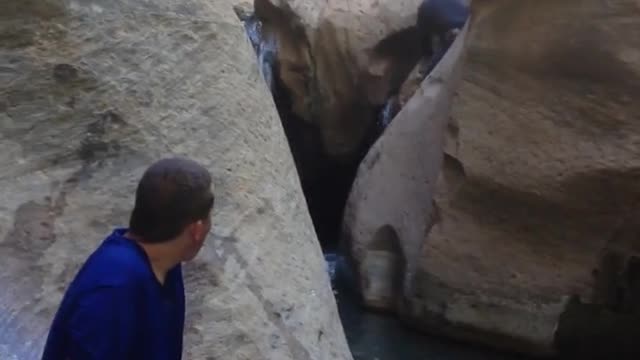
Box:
0;1;351;359
341;15;470;312
344;0;640;356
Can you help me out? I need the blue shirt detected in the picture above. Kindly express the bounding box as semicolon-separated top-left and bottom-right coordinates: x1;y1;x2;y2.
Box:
42;228;185;360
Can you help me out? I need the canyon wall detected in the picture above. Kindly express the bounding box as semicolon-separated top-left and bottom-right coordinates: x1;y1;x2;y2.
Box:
0;0;351;359
343;0;640;356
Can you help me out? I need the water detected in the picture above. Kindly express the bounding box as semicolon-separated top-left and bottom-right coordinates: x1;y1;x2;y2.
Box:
377;97;400;130
325;254;527;360
240;13;277;94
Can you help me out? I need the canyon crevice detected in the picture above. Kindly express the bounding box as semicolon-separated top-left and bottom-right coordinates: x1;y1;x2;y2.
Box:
246;0;433;247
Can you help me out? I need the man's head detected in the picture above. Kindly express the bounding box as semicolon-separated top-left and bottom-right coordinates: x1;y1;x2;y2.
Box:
129;157;214;261
417;0;469;36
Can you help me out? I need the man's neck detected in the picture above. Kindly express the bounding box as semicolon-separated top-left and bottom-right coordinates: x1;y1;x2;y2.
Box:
124;232;180;285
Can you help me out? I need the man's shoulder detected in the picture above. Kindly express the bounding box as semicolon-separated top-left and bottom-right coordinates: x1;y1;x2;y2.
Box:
70;231;152;290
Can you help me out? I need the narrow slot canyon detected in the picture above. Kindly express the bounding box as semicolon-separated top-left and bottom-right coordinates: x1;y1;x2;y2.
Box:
3;0;640;359
235;4;526;360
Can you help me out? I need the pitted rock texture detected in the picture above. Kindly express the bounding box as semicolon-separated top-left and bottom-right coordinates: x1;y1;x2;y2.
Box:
0;1;351;359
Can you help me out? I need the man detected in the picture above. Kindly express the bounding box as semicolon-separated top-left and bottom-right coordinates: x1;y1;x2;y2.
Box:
41;157;215;360
417;0;470;73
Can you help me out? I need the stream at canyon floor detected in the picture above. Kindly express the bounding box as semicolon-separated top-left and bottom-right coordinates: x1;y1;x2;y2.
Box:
325;254;528;360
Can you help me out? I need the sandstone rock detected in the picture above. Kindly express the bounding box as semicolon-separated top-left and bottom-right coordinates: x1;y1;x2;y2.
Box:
254;0;427;163
0;1;351;359
344;0;640;357
341;18;470;311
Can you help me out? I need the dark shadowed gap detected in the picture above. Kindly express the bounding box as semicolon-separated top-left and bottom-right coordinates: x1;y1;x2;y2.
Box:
237;11;382;252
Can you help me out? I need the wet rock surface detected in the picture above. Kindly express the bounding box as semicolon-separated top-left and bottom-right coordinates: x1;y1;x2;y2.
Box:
0;0;351;359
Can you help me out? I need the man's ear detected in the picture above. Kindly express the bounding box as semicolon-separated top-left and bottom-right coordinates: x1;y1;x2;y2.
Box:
193;220;207;242
187;220;203;242
194;220;205;240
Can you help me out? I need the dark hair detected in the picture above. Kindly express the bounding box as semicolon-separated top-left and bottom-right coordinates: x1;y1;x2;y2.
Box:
417;0;469;35
129;157;214;243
